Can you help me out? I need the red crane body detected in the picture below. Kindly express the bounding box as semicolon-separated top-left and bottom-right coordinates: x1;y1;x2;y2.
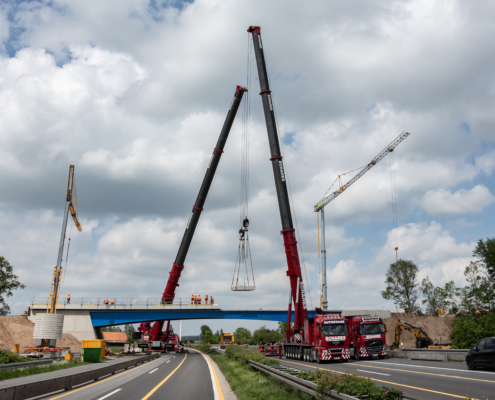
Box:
139;85;247;343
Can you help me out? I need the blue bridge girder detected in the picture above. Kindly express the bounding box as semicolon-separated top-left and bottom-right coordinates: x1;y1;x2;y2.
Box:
90;309;330;327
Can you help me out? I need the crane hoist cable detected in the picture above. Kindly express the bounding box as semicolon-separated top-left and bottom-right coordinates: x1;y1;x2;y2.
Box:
232;37;256;292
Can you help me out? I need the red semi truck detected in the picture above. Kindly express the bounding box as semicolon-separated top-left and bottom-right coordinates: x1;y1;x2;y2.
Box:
285;313;351;363
346;315;387;360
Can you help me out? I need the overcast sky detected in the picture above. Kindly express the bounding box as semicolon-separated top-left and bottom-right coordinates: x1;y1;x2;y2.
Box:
1;0;494;336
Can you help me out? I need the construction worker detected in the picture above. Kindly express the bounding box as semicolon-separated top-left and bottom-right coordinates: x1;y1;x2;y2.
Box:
110;299;114;305
104;299;109;305
191;294;194;304
258;342;263;352
198;295;202;305
195;295;199;304
67;294;71;304
210;296;213;305
204;294;208;304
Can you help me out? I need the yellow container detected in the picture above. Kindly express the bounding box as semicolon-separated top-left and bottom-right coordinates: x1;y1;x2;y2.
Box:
81;340;102;349
14;344;19;353
65;353;74;361
99;340;106;359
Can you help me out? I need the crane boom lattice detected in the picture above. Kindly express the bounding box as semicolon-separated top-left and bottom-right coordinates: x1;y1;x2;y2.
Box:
315;131;410;212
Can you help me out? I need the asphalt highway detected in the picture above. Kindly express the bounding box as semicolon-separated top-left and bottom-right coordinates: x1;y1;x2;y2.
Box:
40;350;219;400
279;356;495;400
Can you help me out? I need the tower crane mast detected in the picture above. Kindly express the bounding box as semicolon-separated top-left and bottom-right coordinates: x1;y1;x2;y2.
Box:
315;131;410;310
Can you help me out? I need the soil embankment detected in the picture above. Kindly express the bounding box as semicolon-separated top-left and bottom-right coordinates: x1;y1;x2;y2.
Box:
384;314;455;348
0;316;81;353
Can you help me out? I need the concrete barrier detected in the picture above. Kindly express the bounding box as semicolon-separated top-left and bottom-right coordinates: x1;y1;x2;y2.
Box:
388;350;467;362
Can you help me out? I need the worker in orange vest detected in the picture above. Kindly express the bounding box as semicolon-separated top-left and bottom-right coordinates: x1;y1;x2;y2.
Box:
191;294;194;304
67;294;71;304
210;296;213;305
204;294;208;304
198;295;202;305
110;299;114;305
104;299;109;304
258;342;263;352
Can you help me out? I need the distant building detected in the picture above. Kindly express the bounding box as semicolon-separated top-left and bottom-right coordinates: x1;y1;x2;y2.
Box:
102;332;128;347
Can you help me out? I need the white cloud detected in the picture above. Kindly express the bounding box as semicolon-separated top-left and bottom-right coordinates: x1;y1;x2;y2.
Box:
421;185;495;218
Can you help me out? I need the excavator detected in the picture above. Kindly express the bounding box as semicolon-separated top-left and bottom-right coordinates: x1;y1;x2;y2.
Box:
393;319;452;349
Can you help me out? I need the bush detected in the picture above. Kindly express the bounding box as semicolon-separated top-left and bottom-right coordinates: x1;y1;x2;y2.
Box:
226;345;279;365
450;313;495;349
295;370;403;400
0;350;32;364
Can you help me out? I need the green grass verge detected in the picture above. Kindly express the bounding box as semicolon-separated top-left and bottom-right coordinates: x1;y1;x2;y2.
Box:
0;360;90;381
194;346;311;400
109;346;123;353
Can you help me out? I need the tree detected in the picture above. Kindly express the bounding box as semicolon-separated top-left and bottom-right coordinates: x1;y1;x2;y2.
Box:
277;321;293;336
473;238;495;278
419;277;456;315
200;324;211;341
101;326;123;332
253;325;283;344
234;327;252;344
450;313;495;349
458;261;495;311
381;259;420;313
0;257;26;316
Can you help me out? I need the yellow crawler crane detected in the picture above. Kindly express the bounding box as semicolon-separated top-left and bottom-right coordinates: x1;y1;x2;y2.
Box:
34;165;82;348
220;332;234;350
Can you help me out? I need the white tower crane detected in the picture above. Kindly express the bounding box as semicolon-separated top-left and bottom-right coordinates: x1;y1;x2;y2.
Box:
315;132;410;310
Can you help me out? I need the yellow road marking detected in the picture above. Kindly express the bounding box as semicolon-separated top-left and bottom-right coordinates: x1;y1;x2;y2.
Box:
351;362;495;383
281;360;466;399
49;356;161;399
191;349;225;400
141;353;187;400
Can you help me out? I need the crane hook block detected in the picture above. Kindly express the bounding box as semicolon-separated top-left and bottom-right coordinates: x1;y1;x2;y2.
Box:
239;229;245;238
243;218;249;228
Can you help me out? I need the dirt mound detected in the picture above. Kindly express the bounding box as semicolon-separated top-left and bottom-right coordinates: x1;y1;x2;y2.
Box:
0;316;81;353
384;314;455;348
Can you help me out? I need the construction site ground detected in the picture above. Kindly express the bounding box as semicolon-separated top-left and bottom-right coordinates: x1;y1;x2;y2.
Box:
0;316;82;354
384;314;455;348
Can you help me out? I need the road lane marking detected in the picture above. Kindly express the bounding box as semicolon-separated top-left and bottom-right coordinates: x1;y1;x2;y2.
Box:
365;361;495;375
149;368;158;374
141;354;187;400
351;363;495;383
356;369;390;376
49;357;162;399
166;360;170;363
97;389;121;400
280;360;466;399
191;349;224;400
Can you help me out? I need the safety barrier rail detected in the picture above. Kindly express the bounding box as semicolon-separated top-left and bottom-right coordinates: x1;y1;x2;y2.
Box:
213;348;415;400
0;360;53;371
0;354;159;400
30;297;219;308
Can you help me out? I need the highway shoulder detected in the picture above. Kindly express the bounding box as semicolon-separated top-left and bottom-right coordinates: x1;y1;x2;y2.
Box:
189;348;237;400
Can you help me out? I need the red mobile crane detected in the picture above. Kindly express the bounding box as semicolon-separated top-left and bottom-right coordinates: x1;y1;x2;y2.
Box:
137;86;248;348
248;26;350;363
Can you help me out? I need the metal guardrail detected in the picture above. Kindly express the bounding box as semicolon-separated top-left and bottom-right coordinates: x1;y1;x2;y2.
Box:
30;297;217;306
400;348;468;353
0;354;159;400
0;360;53;371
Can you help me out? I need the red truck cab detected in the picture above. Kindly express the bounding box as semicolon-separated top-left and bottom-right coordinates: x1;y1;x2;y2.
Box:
313;314;351;361
346;315;387;360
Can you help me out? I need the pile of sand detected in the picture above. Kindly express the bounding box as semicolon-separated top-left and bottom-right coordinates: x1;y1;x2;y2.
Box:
0;316;81;353
384;314;455;348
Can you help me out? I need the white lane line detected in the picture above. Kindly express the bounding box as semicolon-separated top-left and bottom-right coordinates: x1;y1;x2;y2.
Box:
173;356;176;358
364;361;495;375
149;368;158;374
97;389;121;400
357;369;390;376
166;360;170;363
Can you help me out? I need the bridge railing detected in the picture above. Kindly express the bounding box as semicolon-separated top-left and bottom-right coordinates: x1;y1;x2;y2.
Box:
30;297;219;308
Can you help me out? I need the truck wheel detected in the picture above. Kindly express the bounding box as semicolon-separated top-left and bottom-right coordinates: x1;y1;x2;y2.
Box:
354;347;360;361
